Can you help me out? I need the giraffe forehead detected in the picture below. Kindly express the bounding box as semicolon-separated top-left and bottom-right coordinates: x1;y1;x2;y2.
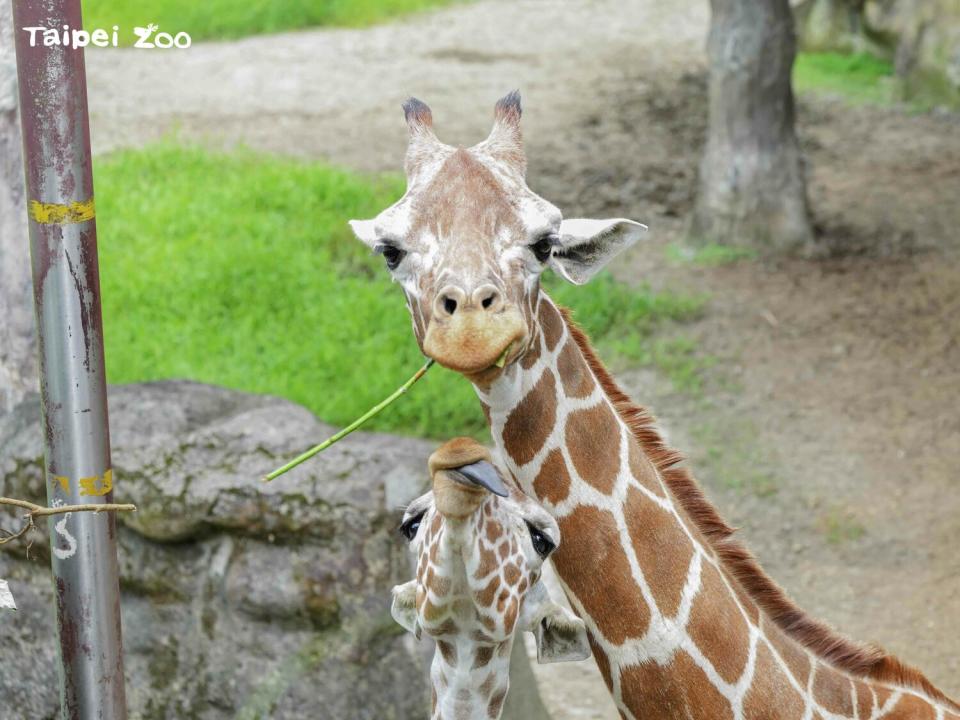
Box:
384;149;558;252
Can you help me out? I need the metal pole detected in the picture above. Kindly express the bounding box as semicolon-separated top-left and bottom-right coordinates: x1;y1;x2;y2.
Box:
11;1;128;718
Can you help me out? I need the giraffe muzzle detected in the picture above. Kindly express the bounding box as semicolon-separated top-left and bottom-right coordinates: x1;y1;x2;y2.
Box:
423;305;526;374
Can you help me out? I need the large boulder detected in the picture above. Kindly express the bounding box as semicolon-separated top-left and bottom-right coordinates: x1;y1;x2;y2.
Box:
0;381;553;719
0;381;434;719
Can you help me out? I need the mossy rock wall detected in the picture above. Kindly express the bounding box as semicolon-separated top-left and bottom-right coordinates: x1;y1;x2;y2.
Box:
0;382;433;719
795;0;960;106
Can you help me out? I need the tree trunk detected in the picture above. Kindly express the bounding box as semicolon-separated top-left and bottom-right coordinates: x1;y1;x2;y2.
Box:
0;5;36;414
691;0;814;254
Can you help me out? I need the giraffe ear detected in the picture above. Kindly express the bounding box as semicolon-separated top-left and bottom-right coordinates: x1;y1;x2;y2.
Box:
533;604;591;664
348;218;379;249
391;580;419;635
551;218;648;285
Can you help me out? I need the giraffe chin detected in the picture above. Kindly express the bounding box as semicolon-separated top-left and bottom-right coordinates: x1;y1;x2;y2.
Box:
422;308;526;377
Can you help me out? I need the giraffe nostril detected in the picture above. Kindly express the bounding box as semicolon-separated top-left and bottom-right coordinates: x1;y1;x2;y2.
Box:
434;286;467;319
473;285;502;313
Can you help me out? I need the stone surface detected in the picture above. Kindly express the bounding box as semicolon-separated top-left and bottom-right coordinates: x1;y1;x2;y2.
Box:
0;381;554;719
0;381;435;719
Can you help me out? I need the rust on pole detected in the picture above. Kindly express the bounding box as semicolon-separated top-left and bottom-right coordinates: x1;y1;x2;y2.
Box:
11;1;128;717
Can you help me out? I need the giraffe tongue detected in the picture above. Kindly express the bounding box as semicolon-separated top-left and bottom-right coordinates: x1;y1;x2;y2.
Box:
450;461;509;497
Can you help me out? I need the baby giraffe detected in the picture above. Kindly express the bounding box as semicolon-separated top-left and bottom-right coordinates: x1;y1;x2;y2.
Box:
392;437;590;720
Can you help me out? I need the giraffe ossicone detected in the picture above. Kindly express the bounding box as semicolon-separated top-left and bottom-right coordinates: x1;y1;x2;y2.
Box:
391;437;590;720
357;93;959;719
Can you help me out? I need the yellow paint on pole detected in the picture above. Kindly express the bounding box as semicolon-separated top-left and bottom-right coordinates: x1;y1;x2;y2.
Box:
53;475;70;492
28;197;95;224
78;469;113;497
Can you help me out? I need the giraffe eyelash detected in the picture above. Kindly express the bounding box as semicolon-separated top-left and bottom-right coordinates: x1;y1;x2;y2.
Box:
374;242;407;270
529;232;560;263
399;511;425;541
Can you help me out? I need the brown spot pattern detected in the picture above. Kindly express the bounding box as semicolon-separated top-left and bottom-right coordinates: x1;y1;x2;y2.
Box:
730;578;760;625
627;436;666;498
743;643;806;719
764;621;811;688
555;506;649;644
488;687;507;719
874;684;892;710
504;597;518;632
473;645;494;669
854;680;874;719
431;574;451;597
891;694;936;719
557;339;595;398
520;338;540;370
686;561;750;684
424;599;444;622
479;672;494;696
480;401;491;426
503;370;556;466
533;448;571;505
476;578;499;607
539;300;564;352
589;637;614;691
434;618;459;635
619;651;733;720
566;401;621;494
437;640;457;665
672;650;735;720
624;485;694;618
475;547;497;579
812;662;854;716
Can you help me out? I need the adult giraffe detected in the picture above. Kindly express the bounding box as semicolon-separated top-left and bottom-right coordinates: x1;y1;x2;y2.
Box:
348;93;959;719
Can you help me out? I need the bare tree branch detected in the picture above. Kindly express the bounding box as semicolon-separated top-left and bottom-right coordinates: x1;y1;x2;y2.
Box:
0;496;137;546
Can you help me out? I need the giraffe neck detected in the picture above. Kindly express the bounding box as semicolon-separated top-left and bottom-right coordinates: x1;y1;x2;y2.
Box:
430;638;512;720
421;499;517;720
475;291;957;720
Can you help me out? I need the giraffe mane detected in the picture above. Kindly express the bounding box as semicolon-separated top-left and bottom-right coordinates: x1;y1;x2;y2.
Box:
559;306;960;712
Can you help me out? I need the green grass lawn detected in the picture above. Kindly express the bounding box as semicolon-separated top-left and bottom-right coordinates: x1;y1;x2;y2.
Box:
82;0;462;43
94;145;703;439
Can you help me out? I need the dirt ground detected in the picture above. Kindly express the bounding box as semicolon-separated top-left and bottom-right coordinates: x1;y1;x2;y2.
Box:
83;0;960;715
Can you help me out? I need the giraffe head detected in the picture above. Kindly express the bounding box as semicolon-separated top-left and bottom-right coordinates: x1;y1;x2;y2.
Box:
349;92;646;380
391;437;590;719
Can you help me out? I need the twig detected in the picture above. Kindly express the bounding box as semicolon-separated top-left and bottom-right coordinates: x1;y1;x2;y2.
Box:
0;496;137;546
263;358;435;483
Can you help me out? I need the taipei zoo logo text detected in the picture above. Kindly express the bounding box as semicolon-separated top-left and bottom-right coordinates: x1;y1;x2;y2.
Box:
22;24;191;50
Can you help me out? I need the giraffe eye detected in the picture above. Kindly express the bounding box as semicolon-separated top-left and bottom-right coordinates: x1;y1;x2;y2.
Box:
375;242;406;271
400;512;425;541
529;233;559;263
526;522;555;557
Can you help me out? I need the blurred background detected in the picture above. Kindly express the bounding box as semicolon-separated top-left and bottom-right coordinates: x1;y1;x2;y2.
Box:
0;0;957;718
